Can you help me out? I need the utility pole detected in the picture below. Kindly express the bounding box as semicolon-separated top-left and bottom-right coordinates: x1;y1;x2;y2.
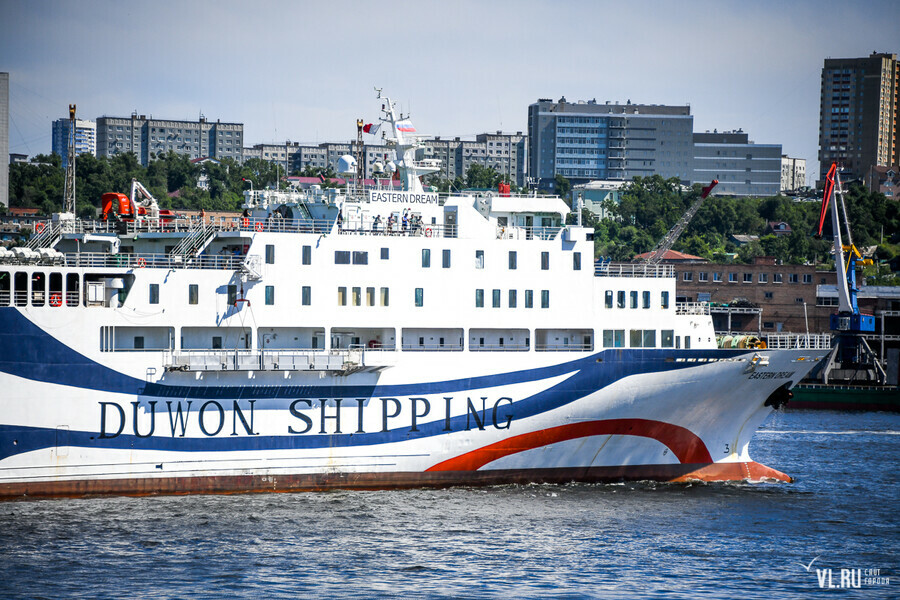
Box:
63;104;76;215
355;119;365;190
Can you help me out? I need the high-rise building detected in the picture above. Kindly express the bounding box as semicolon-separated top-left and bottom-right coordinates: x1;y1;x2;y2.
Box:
0;72;8;207
51;118;96;168
818;52;898;184
96;113;243;166
527;97;695;191
692;131;782;197
781;155;807;191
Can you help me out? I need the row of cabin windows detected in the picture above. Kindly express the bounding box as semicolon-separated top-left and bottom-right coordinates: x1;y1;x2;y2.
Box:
604;290;669;310
0;271;82;307
324;247;582;271
336;287;392;307
475;289;550;308
683;271;813;284
602;329;687;349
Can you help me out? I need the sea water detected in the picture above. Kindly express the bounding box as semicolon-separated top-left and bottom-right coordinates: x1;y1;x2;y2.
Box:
1;410;897;599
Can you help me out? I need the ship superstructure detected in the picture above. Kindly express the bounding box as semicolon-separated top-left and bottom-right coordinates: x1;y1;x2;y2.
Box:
0;93;828;499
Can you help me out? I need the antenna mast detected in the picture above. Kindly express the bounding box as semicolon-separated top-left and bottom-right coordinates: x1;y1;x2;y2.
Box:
64;104;77;214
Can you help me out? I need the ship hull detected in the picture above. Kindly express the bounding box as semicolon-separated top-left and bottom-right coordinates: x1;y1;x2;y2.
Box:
0;308;825;499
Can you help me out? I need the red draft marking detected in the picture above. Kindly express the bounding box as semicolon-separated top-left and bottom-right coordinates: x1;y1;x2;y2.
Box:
426;418;713;471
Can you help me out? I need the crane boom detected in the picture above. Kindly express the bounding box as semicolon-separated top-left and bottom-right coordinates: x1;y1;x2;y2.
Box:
643;179;718;264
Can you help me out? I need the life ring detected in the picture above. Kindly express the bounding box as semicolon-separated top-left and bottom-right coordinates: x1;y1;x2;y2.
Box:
136;257;147;268
36;222;45;234
424;227;433;238
49;293;62;307
242;217;249;228
367;339;378;349
254;222;264;232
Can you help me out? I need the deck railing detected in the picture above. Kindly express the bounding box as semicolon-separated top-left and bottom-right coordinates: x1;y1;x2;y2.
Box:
594;262;675;278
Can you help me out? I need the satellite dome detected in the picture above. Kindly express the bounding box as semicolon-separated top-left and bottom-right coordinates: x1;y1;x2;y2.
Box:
384;161;396;174
372;161;384;174
336;155;357;175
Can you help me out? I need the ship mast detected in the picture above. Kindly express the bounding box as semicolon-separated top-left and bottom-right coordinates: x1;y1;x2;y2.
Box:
63;104;76;215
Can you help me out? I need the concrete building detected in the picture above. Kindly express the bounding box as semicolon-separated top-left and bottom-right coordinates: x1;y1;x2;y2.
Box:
0;72;8;207
96;113;243;167
818;52;899;184
781;155;807;191
571;180;626;219
692;130;782;196
527;97;695;191
51;118;96;168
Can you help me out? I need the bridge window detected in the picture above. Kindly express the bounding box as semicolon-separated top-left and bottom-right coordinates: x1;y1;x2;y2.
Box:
422;249;431;268
302;286;311;306
573;253;582;270
335;251;351;265
442;249;451;268
414;288;424;307
541;290;550;308
492;289;500;308
541;252;550;270
301;245;312;265
508;251;517;270
150;283;160;305
475;289;484;307
265;244;275;264
661;291;669;309
352;251;368;265
525;290;534;308
188;284;198;305
509;290;517;308
605;290;613;308
265;286;275;305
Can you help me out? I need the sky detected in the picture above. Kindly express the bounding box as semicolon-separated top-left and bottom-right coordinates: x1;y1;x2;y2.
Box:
1;0;898;185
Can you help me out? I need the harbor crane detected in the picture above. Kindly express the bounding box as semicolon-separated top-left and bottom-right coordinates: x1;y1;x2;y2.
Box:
816;162;884;383
642;179;718;265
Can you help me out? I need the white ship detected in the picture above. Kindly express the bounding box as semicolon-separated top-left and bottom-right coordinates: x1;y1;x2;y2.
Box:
0;92;827;499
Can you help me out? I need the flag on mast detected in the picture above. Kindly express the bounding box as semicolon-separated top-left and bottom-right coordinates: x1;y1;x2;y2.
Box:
363;123;381;135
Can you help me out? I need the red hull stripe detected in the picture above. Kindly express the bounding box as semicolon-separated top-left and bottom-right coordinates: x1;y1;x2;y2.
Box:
426;418;713;472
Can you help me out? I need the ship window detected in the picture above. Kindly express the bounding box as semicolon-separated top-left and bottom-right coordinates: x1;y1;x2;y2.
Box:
422;249;431;268
134;336;144;350
188;284;198;305
0;272;8;306
352;251;368;265
302;286;311;306
509;290;517;308
603;330;625;348
573;252;582;271
265;286;275;305
657;330;672;348
442;249;451;268
381;248;389;260
414;288;424;307
642;291;650;309
643;330;656;348
352;287;361;306
541;252;550;270
508;251;517;270
630;291;638;309
31;272;45;306
335;251;351;265
475;289;484;307
492;289;501;308
150;283;160;305
661;291;669;309
66;273;79;307
475;250;484;269
14;272;27;307
630;330;643;348
338;286;347;306
380;287;389;306
265;244;275;264
302;245;311;265
212;336;222;350
617;291;625;308
605;290;613;308
684;336;691;349
366;287;375;306
525;290;534;308
541;290;550;308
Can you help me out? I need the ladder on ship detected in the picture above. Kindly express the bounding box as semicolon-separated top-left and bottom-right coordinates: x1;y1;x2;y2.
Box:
170;221;217;263
27;222;63;250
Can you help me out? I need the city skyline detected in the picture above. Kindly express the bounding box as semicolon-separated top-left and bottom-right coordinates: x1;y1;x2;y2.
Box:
2;0;899;186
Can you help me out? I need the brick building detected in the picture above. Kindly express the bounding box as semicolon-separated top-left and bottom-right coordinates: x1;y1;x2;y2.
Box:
674;257;837;335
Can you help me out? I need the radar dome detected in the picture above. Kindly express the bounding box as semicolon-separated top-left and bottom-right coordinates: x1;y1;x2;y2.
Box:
372;161;384;174
384;161;396;174
336;155;357;175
